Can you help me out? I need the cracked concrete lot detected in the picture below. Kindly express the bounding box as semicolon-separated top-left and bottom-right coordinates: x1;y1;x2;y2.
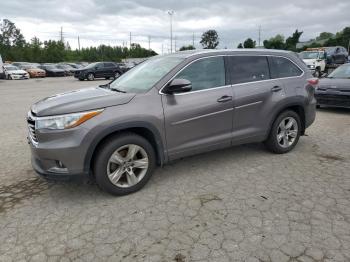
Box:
0;77;350;262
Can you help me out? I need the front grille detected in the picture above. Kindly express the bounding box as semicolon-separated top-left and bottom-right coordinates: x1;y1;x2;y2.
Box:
27;112;38;144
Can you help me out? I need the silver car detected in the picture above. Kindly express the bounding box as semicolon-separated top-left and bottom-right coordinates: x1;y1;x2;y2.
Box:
28;49;317;195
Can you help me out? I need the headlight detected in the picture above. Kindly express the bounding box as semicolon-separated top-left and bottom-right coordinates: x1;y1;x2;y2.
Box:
35;109;103;130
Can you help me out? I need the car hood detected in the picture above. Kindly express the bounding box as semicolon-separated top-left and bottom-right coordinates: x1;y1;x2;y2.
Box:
31;87;136;116
8;69;27;74
319;78;350;90
302;59;317;65
27;68;45;73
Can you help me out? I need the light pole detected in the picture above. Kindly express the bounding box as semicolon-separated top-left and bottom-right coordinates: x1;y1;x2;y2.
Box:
167;10;174;53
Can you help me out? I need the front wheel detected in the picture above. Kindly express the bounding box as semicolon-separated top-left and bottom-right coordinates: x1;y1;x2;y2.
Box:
94;133;156;195
113;71;121;79
265;110;301;154
87;73;94;81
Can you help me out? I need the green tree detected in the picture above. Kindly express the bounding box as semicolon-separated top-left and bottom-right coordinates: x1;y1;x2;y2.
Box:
285;30;303;51
263;34;285;49
179;45;195;51
243;38;256;48
316;32;334;41
237;43;243;48
200;30;219;49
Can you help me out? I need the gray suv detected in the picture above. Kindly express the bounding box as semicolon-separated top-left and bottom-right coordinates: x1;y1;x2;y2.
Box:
27;50;316;195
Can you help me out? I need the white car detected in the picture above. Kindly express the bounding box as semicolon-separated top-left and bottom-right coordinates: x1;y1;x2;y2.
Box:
299;50;326;77
4;65;30;80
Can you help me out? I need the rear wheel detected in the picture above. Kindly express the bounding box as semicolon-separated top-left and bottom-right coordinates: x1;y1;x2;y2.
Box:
265;110;301;154
114;71;121;79
87;73;94;81
94;133;156;196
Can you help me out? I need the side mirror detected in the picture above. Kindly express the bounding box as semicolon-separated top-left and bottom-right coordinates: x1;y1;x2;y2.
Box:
163;78;192;94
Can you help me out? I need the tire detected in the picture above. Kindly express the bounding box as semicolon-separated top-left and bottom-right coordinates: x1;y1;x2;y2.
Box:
94;133;156;196
265;110;301;154
87;73;94;81
78;78;84;81
314;68;321;78
7;74;12;80
114;71;121;79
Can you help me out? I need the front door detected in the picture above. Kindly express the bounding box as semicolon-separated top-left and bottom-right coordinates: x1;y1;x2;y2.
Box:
161;56;234;160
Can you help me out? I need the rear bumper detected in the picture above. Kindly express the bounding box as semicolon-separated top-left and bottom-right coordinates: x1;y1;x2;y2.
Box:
305;97;317;128
315;93;350;109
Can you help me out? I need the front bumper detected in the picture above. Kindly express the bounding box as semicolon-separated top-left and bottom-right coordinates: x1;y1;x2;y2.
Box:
315;93;350;108
10;74;29;80
28;126;90;180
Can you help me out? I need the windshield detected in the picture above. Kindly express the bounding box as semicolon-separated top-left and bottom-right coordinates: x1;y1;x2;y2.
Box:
5;66;19;71
109;56;184;93
327;65;350;79
84;62;99;69
45;65;57;70
299;52;320;59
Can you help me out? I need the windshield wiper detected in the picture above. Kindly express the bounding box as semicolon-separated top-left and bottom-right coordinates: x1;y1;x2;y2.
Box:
111;88;126;93
99;83;126;93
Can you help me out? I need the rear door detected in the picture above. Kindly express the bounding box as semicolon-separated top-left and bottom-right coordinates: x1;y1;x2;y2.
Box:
162;56;234;160
104;62;115;77
227;55;285;142
94;63;105;78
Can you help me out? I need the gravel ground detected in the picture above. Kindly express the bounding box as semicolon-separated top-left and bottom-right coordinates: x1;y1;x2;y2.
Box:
0;77;350;262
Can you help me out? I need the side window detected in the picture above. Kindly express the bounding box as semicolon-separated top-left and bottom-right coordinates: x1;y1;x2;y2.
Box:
104;62;115;67
96;63;104;69
269;57;303;78
175;56;225;91
229;56;270;84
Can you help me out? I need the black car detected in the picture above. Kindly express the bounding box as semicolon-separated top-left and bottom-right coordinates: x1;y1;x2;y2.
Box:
38;65;65;77
74;62;123;81
316;63;350;108
56;64;78;76
325;46;349;64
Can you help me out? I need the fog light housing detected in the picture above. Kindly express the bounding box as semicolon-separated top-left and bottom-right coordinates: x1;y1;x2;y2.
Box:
48;161;68;173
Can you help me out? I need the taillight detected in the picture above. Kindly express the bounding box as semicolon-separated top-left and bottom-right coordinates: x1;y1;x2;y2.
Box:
307;78;319;86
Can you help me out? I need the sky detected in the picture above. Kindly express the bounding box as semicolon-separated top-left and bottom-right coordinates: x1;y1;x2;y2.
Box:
1;0;349;54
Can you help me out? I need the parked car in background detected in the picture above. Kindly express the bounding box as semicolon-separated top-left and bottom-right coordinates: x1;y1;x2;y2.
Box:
117;62;136;73
38;65;65;77
56;64;78;76
3;65;30;80
324;46;348;64
19;64;46;78
74;62;123;81
299;49;326;77
28;49;316;195
66;63;83;69
0;54;4;79
316;63;350;108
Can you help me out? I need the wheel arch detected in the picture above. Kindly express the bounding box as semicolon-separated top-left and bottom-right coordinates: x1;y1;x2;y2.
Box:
269;102;306;136
83;122;166;175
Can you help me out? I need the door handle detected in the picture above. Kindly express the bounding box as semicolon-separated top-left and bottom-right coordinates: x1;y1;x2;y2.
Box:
271;86;282;92
217;95;232;103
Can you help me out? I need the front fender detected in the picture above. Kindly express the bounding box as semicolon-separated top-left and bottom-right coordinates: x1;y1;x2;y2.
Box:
82;121;166;174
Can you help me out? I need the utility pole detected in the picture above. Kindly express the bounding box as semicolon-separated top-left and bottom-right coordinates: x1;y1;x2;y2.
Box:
148;36;151;50
60;27;64;43
192;32;195;47
174;35;177;52
258;25;261;47
129;32;132;49
167;10;174;53
78;36;81;51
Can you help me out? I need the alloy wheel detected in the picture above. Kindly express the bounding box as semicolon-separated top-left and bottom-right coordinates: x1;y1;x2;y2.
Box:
276;117;298;148
107;144;149;188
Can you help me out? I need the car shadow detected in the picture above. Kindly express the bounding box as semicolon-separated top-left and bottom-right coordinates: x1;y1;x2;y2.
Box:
317;107;350;114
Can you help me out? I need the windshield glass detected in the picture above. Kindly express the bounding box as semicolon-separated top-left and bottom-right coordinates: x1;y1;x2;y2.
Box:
45;65;57;70
109;56;184;93
84;62;99;69
299;52;320;59
327;65;350;78
5;66;19;71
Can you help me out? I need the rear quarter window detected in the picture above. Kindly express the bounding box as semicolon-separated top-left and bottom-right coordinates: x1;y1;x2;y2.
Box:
268;56;303;79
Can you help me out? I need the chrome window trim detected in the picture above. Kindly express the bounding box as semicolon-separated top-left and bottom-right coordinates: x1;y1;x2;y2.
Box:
159;54;305;96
